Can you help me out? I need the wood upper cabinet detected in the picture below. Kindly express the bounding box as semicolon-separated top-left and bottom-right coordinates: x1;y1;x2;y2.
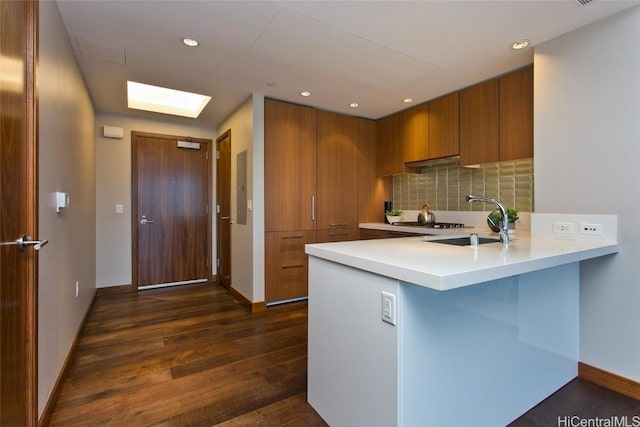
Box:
459;78;499;166
428;92;459;159
402;103;429;163
264;99;317;232
316;110;359;230
376;112;404;175
499;65;533;161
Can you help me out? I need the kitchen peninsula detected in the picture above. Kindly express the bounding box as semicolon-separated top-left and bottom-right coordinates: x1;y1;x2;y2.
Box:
305;214;618;426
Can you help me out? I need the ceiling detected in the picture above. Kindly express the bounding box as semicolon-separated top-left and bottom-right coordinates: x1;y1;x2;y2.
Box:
55;0;639;127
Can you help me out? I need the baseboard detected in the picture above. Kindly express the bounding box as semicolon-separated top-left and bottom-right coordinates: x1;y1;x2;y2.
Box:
579;362;640;400
38;288;98;427
95;284;133;296
228;286;267;313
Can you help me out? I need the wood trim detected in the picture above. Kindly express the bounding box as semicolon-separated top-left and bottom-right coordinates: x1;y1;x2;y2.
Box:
579;362;640;400
95;284;133;296
38;289;98;427
228;286;267;313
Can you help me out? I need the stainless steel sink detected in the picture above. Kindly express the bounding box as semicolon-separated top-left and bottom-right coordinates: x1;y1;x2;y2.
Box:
429;236;500;246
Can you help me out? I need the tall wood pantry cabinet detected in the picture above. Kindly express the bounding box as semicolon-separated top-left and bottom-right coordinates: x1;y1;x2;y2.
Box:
264;99;373;303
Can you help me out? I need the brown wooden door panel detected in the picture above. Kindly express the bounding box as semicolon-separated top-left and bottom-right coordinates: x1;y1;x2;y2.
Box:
376;113;404;176
316;110;358;230
460;79;499;166
402;103;429;163
428;92;460;159
499;65;534;161
265;231;315;302
0;1;38;424
216;131;231;288
133;133;210;288
264;99;317;232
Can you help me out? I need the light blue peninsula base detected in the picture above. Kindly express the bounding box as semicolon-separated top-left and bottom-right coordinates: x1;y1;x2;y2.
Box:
308;257;579;427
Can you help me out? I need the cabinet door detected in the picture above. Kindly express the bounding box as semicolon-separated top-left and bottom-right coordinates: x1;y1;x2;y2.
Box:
376;112;404;175
265;231;316;302
316;111;358;230
317;228;359;243
459;79;499;166
402;103;429;163
499;65;533;161
265;99;317;232
428;92;459;159
358;118;392;223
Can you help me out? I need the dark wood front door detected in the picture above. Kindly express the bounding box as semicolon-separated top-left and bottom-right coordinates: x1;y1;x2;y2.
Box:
216;130;231;289
0;0;39;425
132;132;212;289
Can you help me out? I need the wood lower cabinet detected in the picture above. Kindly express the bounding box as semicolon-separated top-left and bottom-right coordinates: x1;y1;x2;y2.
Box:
459;78;499;166
317;228;359;243
265;231;316;302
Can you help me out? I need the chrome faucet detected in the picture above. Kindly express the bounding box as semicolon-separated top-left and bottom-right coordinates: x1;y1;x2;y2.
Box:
466;195;510;244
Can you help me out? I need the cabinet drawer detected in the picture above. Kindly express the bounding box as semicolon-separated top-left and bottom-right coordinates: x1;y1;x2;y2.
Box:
359;229;387;240
265;231;316;302
317;228;359;243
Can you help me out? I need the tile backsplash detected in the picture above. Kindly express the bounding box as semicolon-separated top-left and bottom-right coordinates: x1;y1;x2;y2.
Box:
393;158;534;212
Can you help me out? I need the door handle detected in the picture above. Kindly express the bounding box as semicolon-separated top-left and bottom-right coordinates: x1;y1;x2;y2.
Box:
1;235;49;251
140;215;155;225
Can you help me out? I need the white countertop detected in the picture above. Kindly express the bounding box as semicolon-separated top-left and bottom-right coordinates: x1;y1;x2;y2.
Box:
305;233;618;291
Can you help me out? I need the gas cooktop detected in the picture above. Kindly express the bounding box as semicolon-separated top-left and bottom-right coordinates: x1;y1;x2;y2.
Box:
392;221;466;229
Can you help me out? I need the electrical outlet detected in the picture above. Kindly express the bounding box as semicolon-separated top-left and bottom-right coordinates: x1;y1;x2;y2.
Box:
381;291;397;326
553;222;574;234
580;223;603;235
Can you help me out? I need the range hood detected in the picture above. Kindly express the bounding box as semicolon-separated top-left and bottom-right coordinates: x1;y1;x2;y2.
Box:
405;155;460;168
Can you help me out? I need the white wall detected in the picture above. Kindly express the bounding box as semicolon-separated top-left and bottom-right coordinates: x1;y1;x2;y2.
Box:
534;6;640;381
95;112;215;287
38;1;96;416
216;94;265;302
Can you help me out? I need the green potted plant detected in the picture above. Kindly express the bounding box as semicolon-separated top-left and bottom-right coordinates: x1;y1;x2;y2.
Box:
487;207;519;233
385;209;403;224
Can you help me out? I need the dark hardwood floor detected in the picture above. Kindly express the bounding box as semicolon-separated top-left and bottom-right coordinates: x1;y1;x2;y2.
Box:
47;283;639;426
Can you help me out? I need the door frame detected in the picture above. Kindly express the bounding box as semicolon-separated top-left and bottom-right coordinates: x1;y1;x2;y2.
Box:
130;131;213;290
0;0;39;424
215;130;232;289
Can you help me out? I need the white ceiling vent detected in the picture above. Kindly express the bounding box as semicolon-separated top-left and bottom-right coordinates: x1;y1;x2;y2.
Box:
575;0;594;6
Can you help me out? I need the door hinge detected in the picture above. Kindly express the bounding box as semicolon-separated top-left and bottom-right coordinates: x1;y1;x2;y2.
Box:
216;204;221;214
216;151;220;160
217;258;221;268
206;151;209;160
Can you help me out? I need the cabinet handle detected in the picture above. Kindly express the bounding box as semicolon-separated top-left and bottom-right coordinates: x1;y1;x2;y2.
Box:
281;235;304;240
329;231;348;237
329;223;349;227
311;196;316;221
281;264;304;270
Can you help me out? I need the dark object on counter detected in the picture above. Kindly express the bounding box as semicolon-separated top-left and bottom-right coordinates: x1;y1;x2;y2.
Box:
417;204;436;224
384;201;393;224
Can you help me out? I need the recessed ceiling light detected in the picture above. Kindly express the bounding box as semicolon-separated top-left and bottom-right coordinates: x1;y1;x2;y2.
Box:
300;91;311;97
349;102;359;108
127;81;211;118
511;39;530;50
182;38;199;47
403;98;414;103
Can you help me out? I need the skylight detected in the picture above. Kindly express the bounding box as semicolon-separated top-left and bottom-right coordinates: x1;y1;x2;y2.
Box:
127;81;211;118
